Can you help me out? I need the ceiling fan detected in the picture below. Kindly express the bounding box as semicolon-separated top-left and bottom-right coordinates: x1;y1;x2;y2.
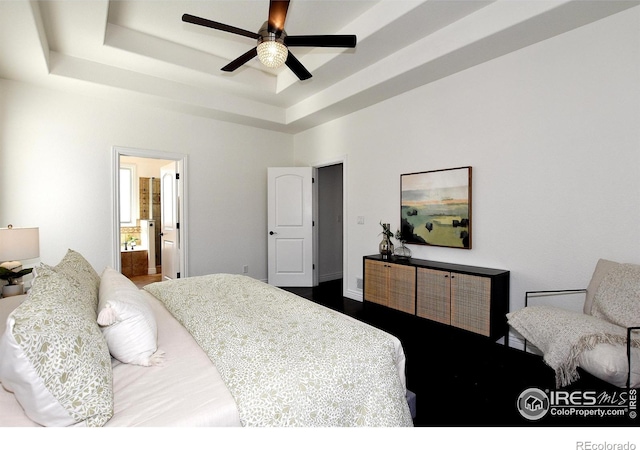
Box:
182;0;357;81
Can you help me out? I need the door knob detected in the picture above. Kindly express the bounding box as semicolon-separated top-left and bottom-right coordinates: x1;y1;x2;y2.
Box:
269;231;277;235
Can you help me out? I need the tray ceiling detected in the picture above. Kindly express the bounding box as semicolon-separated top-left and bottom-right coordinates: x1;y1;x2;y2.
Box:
0;0;636;133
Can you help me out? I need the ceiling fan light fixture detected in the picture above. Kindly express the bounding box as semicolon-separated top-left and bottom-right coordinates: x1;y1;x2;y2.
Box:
257;39;288;68
182;2;356;80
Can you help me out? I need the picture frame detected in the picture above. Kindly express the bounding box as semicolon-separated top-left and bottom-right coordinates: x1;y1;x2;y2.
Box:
400;166;472;249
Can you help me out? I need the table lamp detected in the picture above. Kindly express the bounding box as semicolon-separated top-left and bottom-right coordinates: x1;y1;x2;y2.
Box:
0;225;40;297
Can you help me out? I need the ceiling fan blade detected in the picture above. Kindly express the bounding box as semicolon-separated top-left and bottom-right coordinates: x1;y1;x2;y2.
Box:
285;35;357;48
182;14;259;40
285;52;312;81
221;47;258;72
268;0;290;34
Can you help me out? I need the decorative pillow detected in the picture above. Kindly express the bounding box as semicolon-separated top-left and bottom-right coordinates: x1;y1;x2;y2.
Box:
97;267;163;366
52;249;101;311
584;259;619;315
578;343;640;388
591;262;640;329
0;266;113;426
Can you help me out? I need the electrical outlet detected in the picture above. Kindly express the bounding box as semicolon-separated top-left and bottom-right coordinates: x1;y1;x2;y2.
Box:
242;265;249;274
356;278;363;289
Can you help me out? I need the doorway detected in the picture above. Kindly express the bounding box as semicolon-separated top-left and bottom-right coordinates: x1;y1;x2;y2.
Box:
316;163;343;285
267;160;346;294
112;146;188;283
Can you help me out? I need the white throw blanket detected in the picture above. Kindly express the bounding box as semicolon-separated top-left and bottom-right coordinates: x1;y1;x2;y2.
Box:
507;305;639;387
145;274;413;427
509;263;640;387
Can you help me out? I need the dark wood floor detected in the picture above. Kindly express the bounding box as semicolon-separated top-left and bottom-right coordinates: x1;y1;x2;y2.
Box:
283;279;636;427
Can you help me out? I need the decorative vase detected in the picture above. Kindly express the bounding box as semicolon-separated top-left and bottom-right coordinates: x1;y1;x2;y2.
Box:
379;235;394;260
394;243;412;258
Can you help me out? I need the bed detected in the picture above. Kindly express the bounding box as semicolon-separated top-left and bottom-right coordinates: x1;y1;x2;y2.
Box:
0;250;413;427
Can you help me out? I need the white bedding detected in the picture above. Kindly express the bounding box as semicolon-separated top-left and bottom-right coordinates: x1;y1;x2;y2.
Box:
0;292;241;427
2;275;411;427
0;296;36;426
145;274;413;427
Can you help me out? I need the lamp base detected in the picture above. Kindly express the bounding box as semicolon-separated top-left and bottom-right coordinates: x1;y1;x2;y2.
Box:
2;283;24;297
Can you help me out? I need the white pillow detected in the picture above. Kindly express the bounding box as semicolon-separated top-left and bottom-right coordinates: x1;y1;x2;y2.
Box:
578;343;640;388
97;268;163;366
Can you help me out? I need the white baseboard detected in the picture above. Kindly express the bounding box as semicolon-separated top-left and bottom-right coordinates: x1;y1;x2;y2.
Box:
506;331;526;350
345;288;363;302
506;332;542;355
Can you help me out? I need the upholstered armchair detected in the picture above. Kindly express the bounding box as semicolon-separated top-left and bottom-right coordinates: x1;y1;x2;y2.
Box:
507;259;640;389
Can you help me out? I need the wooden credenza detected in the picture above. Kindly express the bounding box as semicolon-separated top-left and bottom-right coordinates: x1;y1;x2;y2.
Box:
364;259;416;314
363;255;510;340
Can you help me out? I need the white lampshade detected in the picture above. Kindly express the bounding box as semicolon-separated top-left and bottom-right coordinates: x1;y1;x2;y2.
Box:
0;226;40;263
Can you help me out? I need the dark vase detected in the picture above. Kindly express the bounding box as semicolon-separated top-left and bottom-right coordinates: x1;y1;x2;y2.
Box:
379;235;394;260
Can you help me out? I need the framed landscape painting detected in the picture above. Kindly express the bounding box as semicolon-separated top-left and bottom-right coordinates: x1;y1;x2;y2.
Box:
400;166;472;249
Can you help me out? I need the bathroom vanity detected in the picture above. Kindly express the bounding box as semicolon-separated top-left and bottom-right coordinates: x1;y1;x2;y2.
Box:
121;249;148;278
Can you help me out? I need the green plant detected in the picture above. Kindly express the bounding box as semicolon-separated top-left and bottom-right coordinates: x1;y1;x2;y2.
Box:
0;266;32;285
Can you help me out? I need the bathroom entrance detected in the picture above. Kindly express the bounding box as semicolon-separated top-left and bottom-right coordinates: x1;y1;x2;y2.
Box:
120;155;170;283
113;146;188;286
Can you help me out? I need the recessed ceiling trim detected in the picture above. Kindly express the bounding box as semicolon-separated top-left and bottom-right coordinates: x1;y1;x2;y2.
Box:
2;0;638;135
48;52;287;125
104;23;279;96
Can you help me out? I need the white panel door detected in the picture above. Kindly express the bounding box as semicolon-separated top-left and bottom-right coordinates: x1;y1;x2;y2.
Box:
161;162;179;281
268;167;314;286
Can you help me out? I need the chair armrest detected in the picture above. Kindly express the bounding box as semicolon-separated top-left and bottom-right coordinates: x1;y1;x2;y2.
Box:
520;289;587;353
525;289;586;307
627;326;640;389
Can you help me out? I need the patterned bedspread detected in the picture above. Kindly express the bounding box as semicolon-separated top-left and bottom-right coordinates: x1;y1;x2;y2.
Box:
145;274;413;427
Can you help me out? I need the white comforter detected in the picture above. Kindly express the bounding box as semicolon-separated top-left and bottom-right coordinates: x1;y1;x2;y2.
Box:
145;274;413;427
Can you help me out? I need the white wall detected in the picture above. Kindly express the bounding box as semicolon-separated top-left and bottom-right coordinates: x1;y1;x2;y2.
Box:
0;80;294;280
1;7;638;312
293;8;640;311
